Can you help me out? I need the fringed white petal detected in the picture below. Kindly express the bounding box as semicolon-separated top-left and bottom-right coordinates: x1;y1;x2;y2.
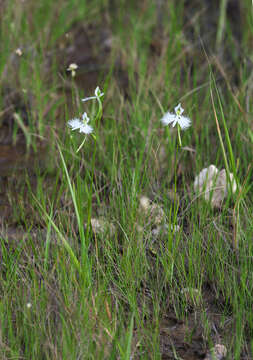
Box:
161;112;176;126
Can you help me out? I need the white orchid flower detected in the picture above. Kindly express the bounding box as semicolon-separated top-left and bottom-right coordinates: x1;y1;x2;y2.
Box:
82;86;104;103
68;112;93;134
161;103;191;130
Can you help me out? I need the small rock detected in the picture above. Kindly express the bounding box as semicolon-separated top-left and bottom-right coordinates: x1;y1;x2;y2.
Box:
194;165;219;201
139;196;150;211
194;165;237;208
139;196;180;241
15;48;23;56
204;344;227;360
90;218;115;236
151;224;180;239
139;196;165;225
149;203;165;225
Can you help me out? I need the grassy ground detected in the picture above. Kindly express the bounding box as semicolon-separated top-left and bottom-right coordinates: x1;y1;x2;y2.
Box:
0;0;253;359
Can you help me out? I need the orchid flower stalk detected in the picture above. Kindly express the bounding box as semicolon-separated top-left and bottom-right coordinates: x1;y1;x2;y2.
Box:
82;86;104;121
67;87;104;153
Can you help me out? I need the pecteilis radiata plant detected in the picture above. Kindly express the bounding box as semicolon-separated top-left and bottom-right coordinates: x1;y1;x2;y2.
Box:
68;86;104;153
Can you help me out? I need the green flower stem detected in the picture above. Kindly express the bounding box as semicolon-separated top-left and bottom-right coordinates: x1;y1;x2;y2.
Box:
177;123;182;147
76;137;87;153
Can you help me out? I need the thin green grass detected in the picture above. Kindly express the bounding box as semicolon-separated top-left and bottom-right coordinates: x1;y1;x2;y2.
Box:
0;0;252;359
